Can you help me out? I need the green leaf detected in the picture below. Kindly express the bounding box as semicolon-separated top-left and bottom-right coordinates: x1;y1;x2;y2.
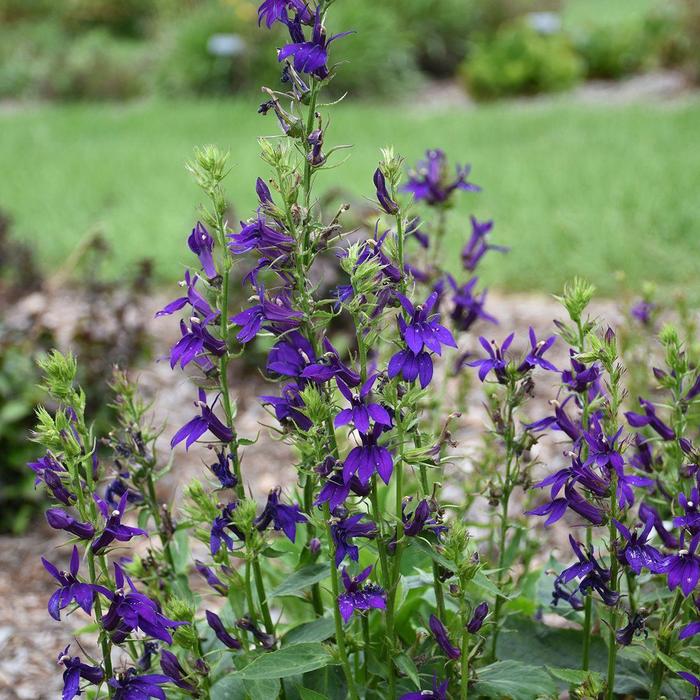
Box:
546;666;602;685
244;678;280;700
297;688;329;700
269;564;329;598
656;651;693;675
238;643;332;680
282;618;335;646
210;675;245;700
394;653;420;688
474;660;557;700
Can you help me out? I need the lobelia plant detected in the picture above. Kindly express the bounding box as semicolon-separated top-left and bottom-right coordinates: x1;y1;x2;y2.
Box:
28;2;700;699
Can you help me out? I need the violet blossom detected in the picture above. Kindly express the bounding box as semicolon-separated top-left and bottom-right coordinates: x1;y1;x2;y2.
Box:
402;149;480;206
170;389;233;450
337;565;386;623
254;487;307;542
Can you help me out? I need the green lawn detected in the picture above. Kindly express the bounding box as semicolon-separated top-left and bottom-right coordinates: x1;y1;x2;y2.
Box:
2;96;700;299
562;0;659;27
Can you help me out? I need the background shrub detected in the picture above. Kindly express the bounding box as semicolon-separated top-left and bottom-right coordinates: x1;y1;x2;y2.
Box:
462;23;584;100
572;22;650;79
58;0;157;38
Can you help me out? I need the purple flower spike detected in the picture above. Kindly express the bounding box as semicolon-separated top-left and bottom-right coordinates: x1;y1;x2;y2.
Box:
387;347;434;388
42;546;110;622
194;560;228;596
373;168;399;215
206;610;242;649
258;0;311;28
337;565;386;623
517;327;557;373
678;671;700;700
396;291;457;357
187;221;217;279
57;645;104;700
625;397;675;441
45;508;95;540
260;382;312;431
468;333;514;383
254;487;307;542
171;389;234;450
160;650;197;693
400;677;449;700
228;213;294;257
92;492;148;554
428;614;461;660
447;276;496;332
230;286;302;343
674;485;700;531
402;149;480;206
334;374;392;435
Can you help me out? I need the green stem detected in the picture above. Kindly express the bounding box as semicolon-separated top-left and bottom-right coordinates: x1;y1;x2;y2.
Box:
252;558;275;636
244;559;258;626
606;497;620;700
325;507;360;700
460;619;470;700
145;474;176;575
650;590;684;700
88;551;114;695
582;526;593;671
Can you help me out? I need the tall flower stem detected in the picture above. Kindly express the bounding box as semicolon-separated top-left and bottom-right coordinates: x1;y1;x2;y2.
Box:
582;526;593;670
605;480;620;700
649;590;684;700
252;558;275;636
324;506;360;700
87;551;114;696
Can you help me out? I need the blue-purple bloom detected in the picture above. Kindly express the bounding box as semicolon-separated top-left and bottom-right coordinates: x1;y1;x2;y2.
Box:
678;672;700;700
210;450;238;490
613;517;665;574
92;492;147;554
395;291;457;356
337;565;386;623
660;532;700;596
102;564;186;644
428;614;460;660
230;286;302;343
57;646;104;700
160;650;197;694
170;389;234;450
108;670;172;700
301;337;361;387
187;221;217;279
228;213;294;256
343;424;394;486
258;0;311;28
254;487;307;542
170;317;226;370
45;508;95;540
517;327;557;373
447;276;496;332
260;382;312;430
625;397;675;441
334;374;392;435
400;677;449;700
330;512;377;567
467;602;489;633
373;168;399;215
156;272;218;322
210;503;244;555
194;560;228;596
468;333;514;383
402;149;480;206
42;546;109;621
206;610;242;649
461;216;508;271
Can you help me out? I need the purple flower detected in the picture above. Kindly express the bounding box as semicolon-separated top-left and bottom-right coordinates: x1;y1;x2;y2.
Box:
301;337;361;387
400;677;449;700
171;389;234;450
108;670;172;700
266;331;316;379
334;374;392;435
467;602;488;633
581;417;625;473
210;450;238;490
615;611;647;646
395;291;457;356
343;424;394;486
337;565;386;623
679;671;700;700
660;532;700;596
91;492;147;554
210;503;244;556
330;512;377;567
680;618;700;640
230;286;302;343
556;535;619;607
206;610;242;649
237;616;277;649
28;452;65;485
561;350;601;395
228;213;294;256
674;485;700;532
260;382;312;430
315;459;371;512
613;517;665;574
254;487;307;542
373;168;398;215
525;398;583;445
402;149;480;206
517;327;557;373
160;650;197;694
45;508;95;540
402;498;446;539
42;547;109;622
156;271;218;322
625;398;675;441
428;614;460;660
447;276;496;332
461;216;508;271
57;646;104;700
387;347;433;388
468;333;514;383
258;0;311;28
194;560;228;596
187;221;217;279
639;501;679;549
630;299;655;326
102;564;186;644
278;8;351;79
346;227;401;284
170;317;225;370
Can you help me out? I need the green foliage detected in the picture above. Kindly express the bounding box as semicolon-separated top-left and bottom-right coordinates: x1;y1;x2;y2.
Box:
462;23;584;100
572;21;650;79
58;0;158;38
323;0;418;97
